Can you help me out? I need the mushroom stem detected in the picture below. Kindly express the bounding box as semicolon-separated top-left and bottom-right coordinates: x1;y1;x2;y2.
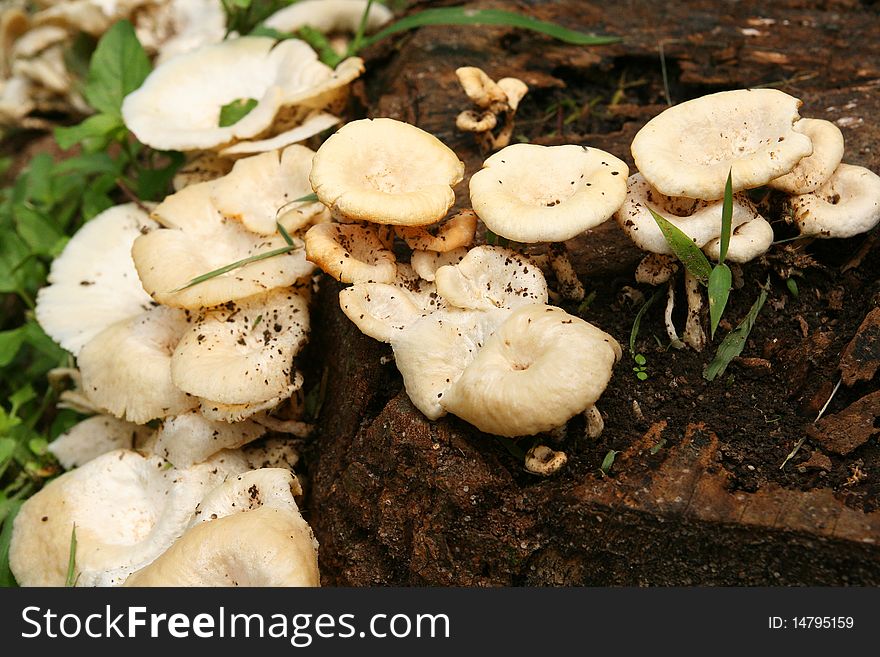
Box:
683;270;706;351
584;406;604;439
548;242;585;301
664;281;684;349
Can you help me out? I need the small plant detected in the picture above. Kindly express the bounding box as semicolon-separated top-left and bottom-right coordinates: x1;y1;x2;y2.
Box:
629;287;663;381
632;353;649;381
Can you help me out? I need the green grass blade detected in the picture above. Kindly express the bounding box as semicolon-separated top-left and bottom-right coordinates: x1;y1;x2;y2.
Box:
276;221;294;246
719;169;733;264
704;278;770;381
648;208;712;285
629;286;664;356
360;8;621;50
172;244;298;292
708;263;732;338
65;524;77;587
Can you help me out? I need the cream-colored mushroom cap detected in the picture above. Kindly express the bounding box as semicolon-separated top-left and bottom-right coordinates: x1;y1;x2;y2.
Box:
133;181;314;309
9;448;247;587
790;163;880;238
199;386;301;423
768;118;844;194
219;111;340;157
149;0;227;65
193;468;303;522
48;415;153;470
456;66;508;110
171;288;309;407
410;247;468;282
210;145;326;235
264;0;393;36
615;173;765;255
146;412;267;469
35;203;158;356
442;304;621;437
395;209;477;252
631;89;813;200
703;215;774;263
434;245;548;311
78;306;197;424
122;37;342;151
469;144;629;242
304;221;397;283
309;118;465;225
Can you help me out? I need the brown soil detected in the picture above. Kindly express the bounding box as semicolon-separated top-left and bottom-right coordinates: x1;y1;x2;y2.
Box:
302;0;880;585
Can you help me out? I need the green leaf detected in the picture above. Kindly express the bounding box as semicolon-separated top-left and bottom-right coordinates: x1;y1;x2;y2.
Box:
786;277;799;298
360;8;620;50
14;205;66;256
218;98;259;127
53;152;120;177
629;287;664;356
648;208;713;285
0;328;25;367
600;449;618;475
84;20;151;116
65;524;77;587
708;263;732;338
0;233;38;293
0;500;23;587
0;439;15;465
704;279;770;381
297;26;344;67
135;151;184;201
719;169;733;264
55;113;125;152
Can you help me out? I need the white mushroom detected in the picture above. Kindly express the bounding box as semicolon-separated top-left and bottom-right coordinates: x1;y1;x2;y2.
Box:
122;36;362;151
48;414;152;470
441;304;621;437
790;163;880;238
410;247;468;282
631;88;813;200
264;0;393;38
768;118;844;194
309;117;465;225
524;444;568;476
703;215;774;263
9;448;248;587
218;111;340;157
132;181;314;309
304;221;397;283
77;306;197;424
35;203;158;356
394;209;477;252
171;288;309;409
145;412;267;469
469;144;629;242
210;144;327;235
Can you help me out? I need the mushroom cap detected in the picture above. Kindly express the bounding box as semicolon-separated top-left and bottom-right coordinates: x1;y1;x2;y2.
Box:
198;385;300;423
524;444;568;476
434;245;548;311
48;414;153;470
703;215;775;263
469;144;629;242
456;109;497;133
410;247;468;282
395;209;477;252
171;288;309;406
172;151;234;191
768;118;844;194
304;221;397;283
441;304;621;437
497;77;528;111
78;306;197;424
9;448;247;587
35;203;158;356
309;118;465;225
122;37;350;151
218;111;340;157
456;66;508;110
133;181;314;309
146;412;267;469
614;173;764;254
210;145;326;235
193;468;303;522
123;506;319;586
791;163;880;238
631;89;813;200
264;0;393;35
150;0;227;65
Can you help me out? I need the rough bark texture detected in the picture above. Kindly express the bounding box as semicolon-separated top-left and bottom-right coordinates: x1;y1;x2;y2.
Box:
306;0;880;585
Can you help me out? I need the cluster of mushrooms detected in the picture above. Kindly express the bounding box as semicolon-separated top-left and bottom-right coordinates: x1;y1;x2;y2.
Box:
616;88;880;349
8;10;880;586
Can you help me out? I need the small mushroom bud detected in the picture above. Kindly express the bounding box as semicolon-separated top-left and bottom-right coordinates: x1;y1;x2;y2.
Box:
525;445;568;476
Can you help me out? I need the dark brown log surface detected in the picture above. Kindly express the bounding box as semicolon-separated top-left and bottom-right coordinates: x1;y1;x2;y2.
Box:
306;0;880;585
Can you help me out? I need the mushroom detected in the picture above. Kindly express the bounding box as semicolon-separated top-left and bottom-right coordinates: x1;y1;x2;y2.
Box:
441;304;621;437
524;444;568;476
455;66;529;150
199;388;302;424
264;0;393;54
768;118;844;194
309;117;465;226
170;288;310;412
77;306;198;424
304;221;397;284
394;209;478;253
218;110;340;157
145;412;267;469
121;36;363;151
790;163;880;238
132;180;314;309
410;247;468;282
210;144;327;235
631;88;813;200
123;468;319;586
9;448;249;586
35;203;159;356
48;414;152;470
